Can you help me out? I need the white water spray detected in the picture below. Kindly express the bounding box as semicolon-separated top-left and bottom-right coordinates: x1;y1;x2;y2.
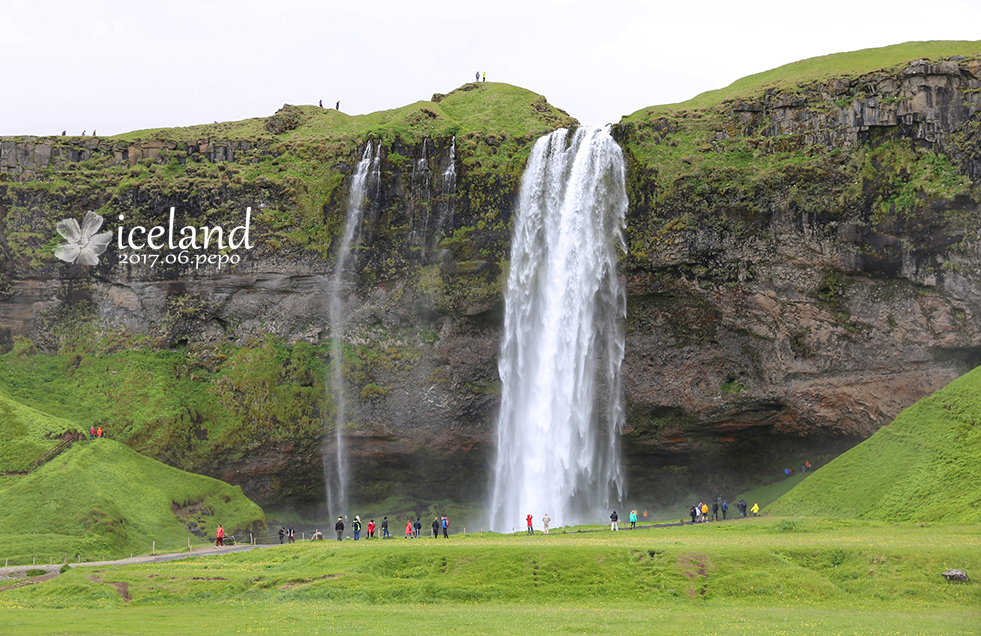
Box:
489;126;628;532
325;142;379;516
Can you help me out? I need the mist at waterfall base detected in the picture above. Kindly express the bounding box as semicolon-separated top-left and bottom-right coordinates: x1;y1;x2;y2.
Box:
489;126;629;532
324;142;380;518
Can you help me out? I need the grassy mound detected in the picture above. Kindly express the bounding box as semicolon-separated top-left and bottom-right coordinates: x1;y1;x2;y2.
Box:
0;439;265;564
769;366;981;522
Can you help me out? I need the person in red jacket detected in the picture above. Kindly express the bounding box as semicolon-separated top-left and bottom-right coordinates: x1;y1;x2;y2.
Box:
405;519;413;538
215;524;224;548
367;519;376;539
526;514;534;535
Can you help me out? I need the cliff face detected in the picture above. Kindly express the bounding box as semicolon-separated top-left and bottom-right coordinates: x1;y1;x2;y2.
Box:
2;57;981;512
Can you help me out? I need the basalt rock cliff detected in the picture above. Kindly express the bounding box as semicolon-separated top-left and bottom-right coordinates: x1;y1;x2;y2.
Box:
2;45;981;514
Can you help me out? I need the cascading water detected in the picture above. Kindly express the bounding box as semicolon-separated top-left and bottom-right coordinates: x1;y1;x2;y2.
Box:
324;141;379;517
489;126;628;532
435;136;456;238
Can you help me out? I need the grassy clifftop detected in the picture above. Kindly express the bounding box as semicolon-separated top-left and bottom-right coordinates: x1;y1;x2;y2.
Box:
769;365;981;522
624;39;981;118
112;82;576;147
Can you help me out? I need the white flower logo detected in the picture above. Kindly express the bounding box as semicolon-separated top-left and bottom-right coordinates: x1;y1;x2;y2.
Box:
54;211;112;266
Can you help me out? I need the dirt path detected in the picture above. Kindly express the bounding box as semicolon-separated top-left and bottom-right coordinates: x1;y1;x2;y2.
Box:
0;543;262;583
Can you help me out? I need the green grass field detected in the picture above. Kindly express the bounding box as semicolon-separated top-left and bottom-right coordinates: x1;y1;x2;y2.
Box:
1;518;978;635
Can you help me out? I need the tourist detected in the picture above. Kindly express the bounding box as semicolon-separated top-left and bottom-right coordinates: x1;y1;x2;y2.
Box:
629;510;638;529
482;72;486;82
721;501;728;520
542;513;551;535
381;516;390;539
353;516;362;541
336;101;340;110
97;426;103;438
90;426;95;440
278;527;285;544
319;100;323;108
701;502;709;521
215;524;224;548
432;517;440;538
751;503;760;516
690;504;698;524
526;514;534;535
405;519;413;538
442;516;449;538
288;526;295;543
367;519;375;539
610;510;619;531
335;517;344;541
712;500;719;521
414;518;421;538
475;71;480;82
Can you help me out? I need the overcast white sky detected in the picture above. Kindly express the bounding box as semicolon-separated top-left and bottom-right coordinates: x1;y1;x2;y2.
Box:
3;0;980;136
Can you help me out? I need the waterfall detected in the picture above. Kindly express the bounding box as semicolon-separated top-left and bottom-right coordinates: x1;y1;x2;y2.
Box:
489;126;628;532
324;141;379;517
435;136;456;238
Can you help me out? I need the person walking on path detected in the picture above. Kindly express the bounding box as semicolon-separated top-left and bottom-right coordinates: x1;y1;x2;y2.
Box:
215;524;224;548
751;503;760;516
335;517;345;541
414;518;422;538
432;517;440;538
712;500;719;521
629;510;638;529
610;511;619;531
701;502;709;521
353;516;362;541
526;514;534;535
288;526;295;543
542;513;551;535
442;516;449;538
278;527;285;544
381;517;390;539
721;501;728;520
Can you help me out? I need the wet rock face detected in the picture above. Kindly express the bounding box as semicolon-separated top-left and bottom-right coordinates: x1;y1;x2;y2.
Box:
2;59;981;510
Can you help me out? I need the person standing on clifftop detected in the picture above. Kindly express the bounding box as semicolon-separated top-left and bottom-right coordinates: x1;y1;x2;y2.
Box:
475;71;480;82
319;100;323;107
482;72;486;82
336;101;340;111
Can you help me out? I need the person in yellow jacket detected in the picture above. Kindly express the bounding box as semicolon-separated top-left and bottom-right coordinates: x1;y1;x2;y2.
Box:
750;503;760;516
701;502;709;520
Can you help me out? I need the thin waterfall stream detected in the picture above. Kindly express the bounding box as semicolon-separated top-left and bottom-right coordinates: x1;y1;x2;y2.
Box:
324;142;379;517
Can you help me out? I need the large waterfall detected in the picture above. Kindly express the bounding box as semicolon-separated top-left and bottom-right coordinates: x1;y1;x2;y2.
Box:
489;126;628;532
324;142;379;516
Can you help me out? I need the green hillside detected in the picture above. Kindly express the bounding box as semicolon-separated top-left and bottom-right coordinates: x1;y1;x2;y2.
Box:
768;366;981;522
0;439;266;564
0;390;84;473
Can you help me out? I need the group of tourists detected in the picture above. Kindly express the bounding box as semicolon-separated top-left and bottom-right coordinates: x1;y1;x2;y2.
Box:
277;526;295;543
330;515;452;541
89;426;105;439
